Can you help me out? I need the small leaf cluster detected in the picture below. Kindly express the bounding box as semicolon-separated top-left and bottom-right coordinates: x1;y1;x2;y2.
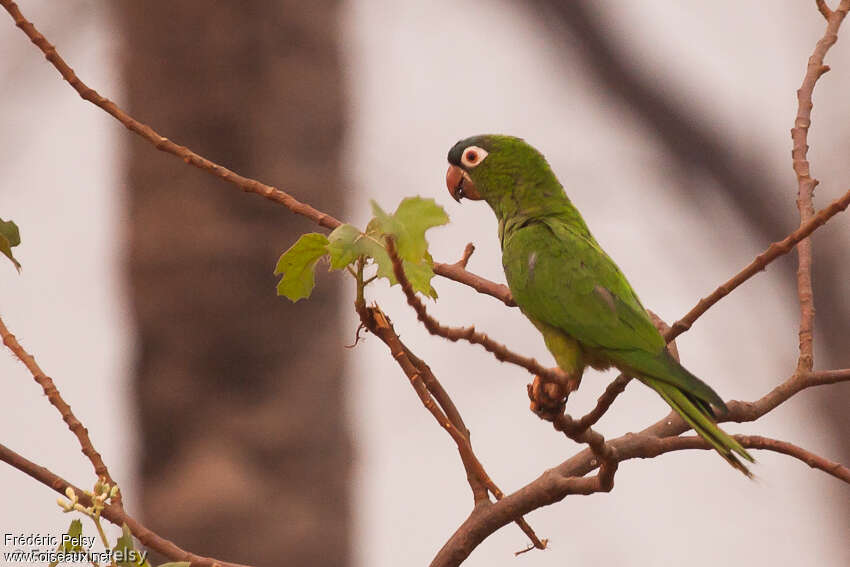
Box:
275;197;448;301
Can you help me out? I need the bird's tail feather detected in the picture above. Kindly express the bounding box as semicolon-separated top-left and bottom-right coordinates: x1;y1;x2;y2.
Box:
643;377;754;477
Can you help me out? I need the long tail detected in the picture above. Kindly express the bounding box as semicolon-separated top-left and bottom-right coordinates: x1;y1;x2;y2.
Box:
643;376;754;477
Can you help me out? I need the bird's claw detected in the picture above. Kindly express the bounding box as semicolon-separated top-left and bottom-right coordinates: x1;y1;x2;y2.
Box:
528;375;567;420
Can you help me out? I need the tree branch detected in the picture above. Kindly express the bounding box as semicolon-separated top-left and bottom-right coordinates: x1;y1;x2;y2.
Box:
355;301;546;551
387;238;573;389
432;261;515;306
790;0;849;373
452;243;476;269
573;374;632;430
431;367;850;567
637;434;850;484
0;0;342;229
0;442;251;567
816;0;834;21
0;315;122;509
666;185;850;339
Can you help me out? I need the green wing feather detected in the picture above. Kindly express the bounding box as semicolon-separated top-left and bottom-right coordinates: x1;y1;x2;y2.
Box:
503;216;753;473
502;218;716;403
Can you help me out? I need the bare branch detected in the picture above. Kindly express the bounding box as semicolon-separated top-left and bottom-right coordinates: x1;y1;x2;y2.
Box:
356;302;547;551
574;374;632;430
0;0;342;230
738;435;850;483
666;185;850;339
387;238;573;388
432;261;516;306
433;398;850;566
806;367;850;382
432;360;850;566
404;347;470;438
0;442;251;567
453;243;476;269
639;435;850;484
790;0;849;372
0;315;122;508
816;0;834;20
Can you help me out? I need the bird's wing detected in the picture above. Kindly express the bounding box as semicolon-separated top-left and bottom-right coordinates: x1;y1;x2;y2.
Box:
503;216;664;354
503;216;726;408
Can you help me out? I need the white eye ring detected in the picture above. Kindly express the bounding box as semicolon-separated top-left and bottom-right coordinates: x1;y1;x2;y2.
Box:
460;145;488;168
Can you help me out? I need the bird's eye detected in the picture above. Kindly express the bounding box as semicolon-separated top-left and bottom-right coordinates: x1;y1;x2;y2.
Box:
461;145;488;168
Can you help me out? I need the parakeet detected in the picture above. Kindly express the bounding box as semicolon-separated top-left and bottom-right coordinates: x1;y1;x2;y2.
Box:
445;134;753;476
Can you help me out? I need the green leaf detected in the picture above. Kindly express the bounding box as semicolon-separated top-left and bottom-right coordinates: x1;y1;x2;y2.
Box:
0;217;21;271
321;198;447;298
274;233;330;302
370;197;448;262
326;224;389;273
50;519;84;567
113;523;149;567
402;257;438;298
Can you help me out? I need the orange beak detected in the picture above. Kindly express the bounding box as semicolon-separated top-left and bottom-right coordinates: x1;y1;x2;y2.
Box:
445;164;482;202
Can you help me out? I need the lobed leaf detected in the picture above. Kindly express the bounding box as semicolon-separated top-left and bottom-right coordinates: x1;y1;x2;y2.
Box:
113;523;151;567
370;197;448;262
274;233;330;301
50;519;83;567
402;256;438;298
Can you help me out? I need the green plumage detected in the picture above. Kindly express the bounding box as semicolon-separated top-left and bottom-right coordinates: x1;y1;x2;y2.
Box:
448;134;753;475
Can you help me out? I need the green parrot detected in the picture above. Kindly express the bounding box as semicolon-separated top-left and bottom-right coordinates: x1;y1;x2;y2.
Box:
445;134;753;476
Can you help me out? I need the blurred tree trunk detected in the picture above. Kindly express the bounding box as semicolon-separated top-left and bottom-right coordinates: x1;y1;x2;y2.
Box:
117;2;349;565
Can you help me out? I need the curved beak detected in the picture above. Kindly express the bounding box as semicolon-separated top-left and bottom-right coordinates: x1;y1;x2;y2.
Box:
446;164;481;203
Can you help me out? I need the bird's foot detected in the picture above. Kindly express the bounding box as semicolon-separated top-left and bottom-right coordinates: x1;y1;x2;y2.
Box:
527;375;567;421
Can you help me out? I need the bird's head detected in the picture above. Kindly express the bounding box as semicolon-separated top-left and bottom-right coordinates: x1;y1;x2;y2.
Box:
446;134;567;220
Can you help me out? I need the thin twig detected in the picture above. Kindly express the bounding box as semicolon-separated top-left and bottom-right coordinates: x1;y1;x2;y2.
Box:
453;243;476;269
387;238;572;388
666;185;850;339
404;348;470;438
816;0;833;20
641;435;850;484
738;434;849;483
357;302;546;551
0;0;341;230
0;315;122;509
0;442;250;567
790;0;849;372
806;367;850;382
574;374;632;430
432;261;516;306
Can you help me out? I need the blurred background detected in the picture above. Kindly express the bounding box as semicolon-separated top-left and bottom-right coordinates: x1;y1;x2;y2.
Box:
1;1;848;565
